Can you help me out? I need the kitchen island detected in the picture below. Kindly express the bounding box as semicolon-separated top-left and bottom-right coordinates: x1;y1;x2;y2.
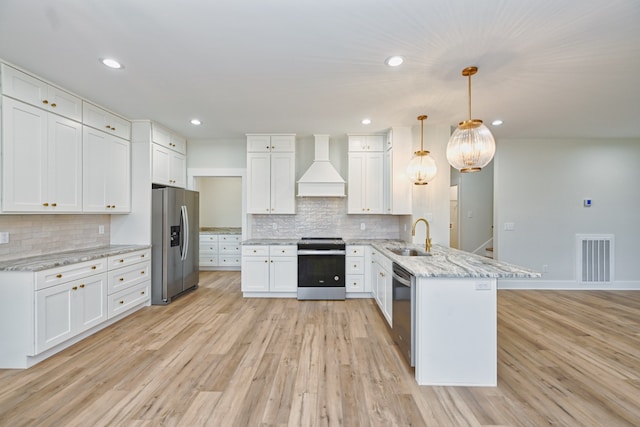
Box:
373;241;540;387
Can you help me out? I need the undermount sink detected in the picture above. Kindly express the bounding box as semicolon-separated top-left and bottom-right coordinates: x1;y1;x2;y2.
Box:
387;247;432;257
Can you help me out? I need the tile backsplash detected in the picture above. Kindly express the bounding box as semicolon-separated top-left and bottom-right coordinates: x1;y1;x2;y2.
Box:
0;215;110;262
250;198;411;240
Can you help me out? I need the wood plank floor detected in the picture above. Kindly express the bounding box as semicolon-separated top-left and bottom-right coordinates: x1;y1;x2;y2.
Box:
1;271;639;426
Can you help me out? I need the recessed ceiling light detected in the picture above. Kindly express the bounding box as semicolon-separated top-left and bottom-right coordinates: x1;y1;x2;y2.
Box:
190;119;202;125
361;118;372;125
100;58;123;69
491;119;504;126
385;56;404;67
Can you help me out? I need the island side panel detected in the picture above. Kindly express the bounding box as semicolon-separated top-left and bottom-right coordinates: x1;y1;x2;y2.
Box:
414;277;497;386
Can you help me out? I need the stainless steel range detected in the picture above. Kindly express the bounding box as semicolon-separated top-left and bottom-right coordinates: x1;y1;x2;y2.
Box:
297;237;346;300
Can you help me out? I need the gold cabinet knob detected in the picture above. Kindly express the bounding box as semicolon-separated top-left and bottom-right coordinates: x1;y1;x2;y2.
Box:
43;202;49;207
51;203;57;207
72;286;78;290
119;277;124;281
141;291;145;295
51;103;57;108
80;284;85;288
42;99;49;105
140;271;145;275
56;274;63;278
119;259;124;263
119;300;124;304
91;266;97;270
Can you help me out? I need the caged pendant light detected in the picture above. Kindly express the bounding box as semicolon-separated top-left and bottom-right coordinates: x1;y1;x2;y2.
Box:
446;66;496;173
407;115;437;185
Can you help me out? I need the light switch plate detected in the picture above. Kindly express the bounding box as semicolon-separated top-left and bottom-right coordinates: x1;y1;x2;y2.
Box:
0;232;9;244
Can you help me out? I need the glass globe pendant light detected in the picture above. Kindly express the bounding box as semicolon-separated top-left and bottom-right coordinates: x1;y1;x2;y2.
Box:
407;115;437;185
446;66;496;173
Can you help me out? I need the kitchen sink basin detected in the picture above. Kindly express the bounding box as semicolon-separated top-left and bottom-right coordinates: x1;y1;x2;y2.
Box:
387;247;432;257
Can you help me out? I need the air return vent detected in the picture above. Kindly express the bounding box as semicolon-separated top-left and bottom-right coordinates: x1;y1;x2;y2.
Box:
576;234;614;284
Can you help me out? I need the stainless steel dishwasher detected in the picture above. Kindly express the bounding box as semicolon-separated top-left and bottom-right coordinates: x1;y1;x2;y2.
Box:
392;262;415;367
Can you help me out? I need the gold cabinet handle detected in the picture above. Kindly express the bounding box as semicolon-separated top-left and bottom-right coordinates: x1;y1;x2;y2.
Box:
42;99;49;105
51;103;57;108
80;284;85;288
119;277;124;281
119;259;124;263
43;202;49;207
51;203;57;207
140;271;145;275
141;254;145;258
140;291;145;295
72;286;78;290
91;265;97;270
119;300;124;304
106;205;112;208
56;274;63;278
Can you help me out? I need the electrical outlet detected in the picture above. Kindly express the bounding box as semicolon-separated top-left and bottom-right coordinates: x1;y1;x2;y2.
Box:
0;232;8;244
272;223;278;230
475;282;492;290
542;264;549;273
98;225;105;235
504;222;515;231
360;223;366;231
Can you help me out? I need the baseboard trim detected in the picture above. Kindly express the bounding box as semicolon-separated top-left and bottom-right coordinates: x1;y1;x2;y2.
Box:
498;279;640;290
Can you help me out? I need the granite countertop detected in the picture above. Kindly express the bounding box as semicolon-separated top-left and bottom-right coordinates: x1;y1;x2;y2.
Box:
243;239;298;245
0;245;151;272
373;241;541;279
200;227;242;234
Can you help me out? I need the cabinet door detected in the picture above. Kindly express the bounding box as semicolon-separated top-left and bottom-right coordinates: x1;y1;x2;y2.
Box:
106;135;131;212
169;151;186;188
47;113;83;212
270;151;295;214
241;256;270;292
247;152;271;213
364;152;384;214
151;143;171;186
247;135;272;152
270;135;295;152
270;257;297;292
77;274;108;333
1;97;48;212
83;127;131;213
36;283;73;353
82;102;131;140
347;152;366;213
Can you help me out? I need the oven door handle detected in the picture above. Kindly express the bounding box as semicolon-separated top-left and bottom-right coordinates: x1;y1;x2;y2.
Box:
297;249;346;255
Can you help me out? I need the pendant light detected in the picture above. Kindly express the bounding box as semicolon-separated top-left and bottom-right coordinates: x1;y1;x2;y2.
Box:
446;66;496;173
407;115;437;185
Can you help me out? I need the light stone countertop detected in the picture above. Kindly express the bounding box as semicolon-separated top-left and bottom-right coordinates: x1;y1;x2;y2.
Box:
373;241;541;279
0;245;151;272
243;238;540;279
200;227;242;235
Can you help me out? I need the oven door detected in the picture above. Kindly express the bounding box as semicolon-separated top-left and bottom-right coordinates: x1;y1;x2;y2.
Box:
297;249;345;300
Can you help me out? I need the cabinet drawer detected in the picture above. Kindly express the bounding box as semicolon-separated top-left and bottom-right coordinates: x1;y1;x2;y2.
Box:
347;246;365;256
219;244;241;255
346;275;364;292
108;281;150;319
200;234;219;243
35;258;107;290
200;244;218;254
107;249;151;269
220;256;241;266
200;256;219;266
269;245;297;257
108;261;150;294
218;234;241;243
346;258;364;275
242;246;269;256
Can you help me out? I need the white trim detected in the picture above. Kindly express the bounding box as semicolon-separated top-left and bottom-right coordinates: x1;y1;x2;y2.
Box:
498;279;640;290
187;167;248;241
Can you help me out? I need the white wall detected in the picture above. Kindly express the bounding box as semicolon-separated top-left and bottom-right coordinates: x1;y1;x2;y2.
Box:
494;138;640;289
188;139;246;168
195;177;242;227
451;162;494;254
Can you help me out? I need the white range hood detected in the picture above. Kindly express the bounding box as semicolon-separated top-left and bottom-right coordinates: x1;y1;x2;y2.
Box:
297;134;346;197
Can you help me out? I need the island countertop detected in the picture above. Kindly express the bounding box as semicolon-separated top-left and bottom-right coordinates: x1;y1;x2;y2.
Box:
373;241;540;279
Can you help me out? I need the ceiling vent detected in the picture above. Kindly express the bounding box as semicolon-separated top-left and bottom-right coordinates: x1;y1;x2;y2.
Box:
297;135;346;197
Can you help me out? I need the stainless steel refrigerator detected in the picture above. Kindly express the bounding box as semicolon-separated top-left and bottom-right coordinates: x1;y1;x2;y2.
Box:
151;187;199;304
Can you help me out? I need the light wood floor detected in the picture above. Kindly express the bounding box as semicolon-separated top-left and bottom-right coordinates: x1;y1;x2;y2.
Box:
1;272;639;426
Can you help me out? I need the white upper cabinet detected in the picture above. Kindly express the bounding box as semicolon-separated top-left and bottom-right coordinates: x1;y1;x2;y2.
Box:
1;64;82;122
384;127;412;215
246;134;296;214
150;123;187;187
1;97;82;213
82;101;131;141
348;134;385;214
82;126;131;213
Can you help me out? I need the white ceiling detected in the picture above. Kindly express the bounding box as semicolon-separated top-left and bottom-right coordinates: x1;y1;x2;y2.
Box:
1;0;639;141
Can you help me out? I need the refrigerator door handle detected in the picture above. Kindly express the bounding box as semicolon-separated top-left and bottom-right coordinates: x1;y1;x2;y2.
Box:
181;205;189;261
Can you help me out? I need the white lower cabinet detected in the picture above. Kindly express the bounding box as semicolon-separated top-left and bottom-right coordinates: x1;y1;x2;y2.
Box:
241;245;297;295
0;248;150;369
346;245;371;296
35;273;107;353
371;248;393;326
200;233;241;269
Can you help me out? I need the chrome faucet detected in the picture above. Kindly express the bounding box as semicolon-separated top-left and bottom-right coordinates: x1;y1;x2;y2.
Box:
412;218;432;253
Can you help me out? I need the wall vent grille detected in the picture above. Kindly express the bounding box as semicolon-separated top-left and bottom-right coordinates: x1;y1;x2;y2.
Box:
576;234;614;284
